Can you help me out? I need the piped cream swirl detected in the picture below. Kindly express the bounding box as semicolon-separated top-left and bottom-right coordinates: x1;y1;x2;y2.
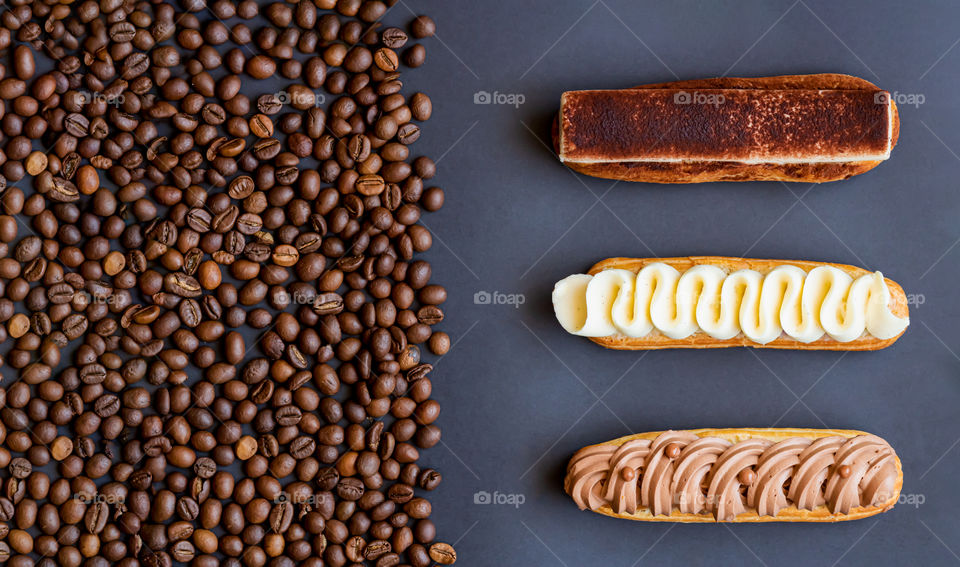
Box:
553;263;908;344
565;431;899;521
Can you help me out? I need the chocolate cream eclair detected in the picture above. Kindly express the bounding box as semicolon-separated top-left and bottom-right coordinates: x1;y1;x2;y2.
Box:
565;428;902;522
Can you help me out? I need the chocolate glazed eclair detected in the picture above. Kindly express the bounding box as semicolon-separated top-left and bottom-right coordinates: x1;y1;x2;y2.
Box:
553;74;900;183
566;428;902;523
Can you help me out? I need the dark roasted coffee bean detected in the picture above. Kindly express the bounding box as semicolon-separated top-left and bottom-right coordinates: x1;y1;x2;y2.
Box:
404;44;426;68
275;406;302;426
290;436;315;459
418;469;442;491
397;123;421;144
317;467;340;491
382;27;408;48
165;273;202;297
177;497;200;521
228;175;255;199
270;500;294;533
84;500;109;534
0;7;449;565
63;315;90;340
110;22;137;42
80;363;107;384
337;478;364;501
194;457;216;479
8;458;30;479
388;483;414;504
94;394;120;417
314;293;344;315
257;94;283;114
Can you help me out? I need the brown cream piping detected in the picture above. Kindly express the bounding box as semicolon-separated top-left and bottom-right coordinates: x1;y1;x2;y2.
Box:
565;432;898;521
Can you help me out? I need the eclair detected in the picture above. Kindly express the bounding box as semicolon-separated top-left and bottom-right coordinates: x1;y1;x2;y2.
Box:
554;73;899;183
565;428;902;523
553;257;909;350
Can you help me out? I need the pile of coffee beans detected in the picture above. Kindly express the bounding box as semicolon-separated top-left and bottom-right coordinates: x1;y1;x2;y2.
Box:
0;1;456;565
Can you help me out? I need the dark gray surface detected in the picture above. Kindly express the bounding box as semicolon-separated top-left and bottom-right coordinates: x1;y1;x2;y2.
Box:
410;0;960;564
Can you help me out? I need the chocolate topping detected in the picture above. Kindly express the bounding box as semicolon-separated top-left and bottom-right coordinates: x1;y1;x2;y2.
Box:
565;431;899;521
560;88;893;164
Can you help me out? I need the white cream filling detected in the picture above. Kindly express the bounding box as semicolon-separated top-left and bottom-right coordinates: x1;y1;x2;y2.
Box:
552;263;909;344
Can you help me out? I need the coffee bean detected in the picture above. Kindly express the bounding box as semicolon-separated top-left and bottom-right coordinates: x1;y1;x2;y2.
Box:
411;16;437;38
290;436;315;459
388;484;414;504
357;174;387;196
249;114;274;138
8;458;30;479
257;94;282;114
375;48;400;72
418;469;442;491
398;123;421;144
0;5;450;565
314;292;345;315
170;540;196;562
411;93;433;121
83;499;109;534
109;21;136;42
194;457;216;479
246;55;276;79
398;39;426;69
270;500;294;533
94;394;120;417
429;542;456;564
382;28;409;49
164;272;202;297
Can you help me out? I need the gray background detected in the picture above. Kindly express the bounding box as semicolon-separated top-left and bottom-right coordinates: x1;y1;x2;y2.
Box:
410;0;960;565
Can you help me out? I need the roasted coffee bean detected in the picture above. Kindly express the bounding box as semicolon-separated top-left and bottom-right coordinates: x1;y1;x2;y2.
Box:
411;15;437;38
8;459;30;479
388;484;414;504
418;469;443;491
404;44;427;68
94;395;120;417
429;542;456;565
0;6;450;565
382;27;409;48
165;273;202;297
337;478;365;501
270;500;293;533
228;175;255;199
314;293;344;315
375;48;400;72
194;457;216;479
398;123;421;144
